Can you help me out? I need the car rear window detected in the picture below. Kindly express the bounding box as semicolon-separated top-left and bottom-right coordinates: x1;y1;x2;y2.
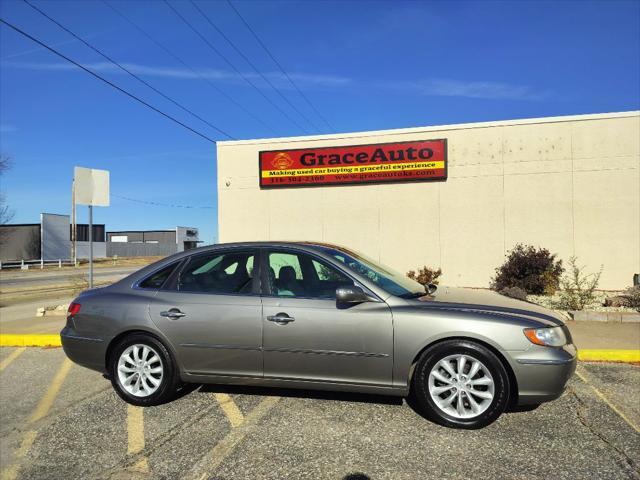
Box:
139;262;179;290
178;251;256;295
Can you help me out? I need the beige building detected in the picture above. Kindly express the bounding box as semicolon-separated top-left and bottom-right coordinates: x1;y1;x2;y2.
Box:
217;111;640;290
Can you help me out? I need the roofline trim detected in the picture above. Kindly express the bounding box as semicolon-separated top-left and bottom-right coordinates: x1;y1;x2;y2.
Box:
0;223;40;227
217;111;640;147
107;230;176;234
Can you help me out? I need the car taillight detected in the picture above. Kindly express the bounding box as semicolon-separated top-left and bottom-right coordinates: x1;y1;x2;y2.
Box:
67;302;81;318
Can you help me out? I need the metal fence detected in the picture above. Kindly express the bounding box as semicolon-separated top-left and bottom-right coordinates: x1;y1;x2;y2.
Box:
0;259;73;270
106;242;177;258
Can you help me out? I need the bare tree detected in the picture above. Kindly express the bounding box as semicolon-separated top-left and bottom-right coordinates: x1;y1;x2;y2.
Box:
0;155;14;246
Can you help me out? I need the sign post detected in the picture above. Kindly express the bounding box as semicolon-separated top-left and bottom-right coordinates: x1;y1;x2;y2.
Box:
88;204;93;287
73;167;110;289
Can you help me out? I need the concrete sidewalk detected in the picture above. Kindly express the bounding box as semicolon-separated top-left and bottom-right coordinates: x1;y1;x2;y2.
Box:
0;296;71;334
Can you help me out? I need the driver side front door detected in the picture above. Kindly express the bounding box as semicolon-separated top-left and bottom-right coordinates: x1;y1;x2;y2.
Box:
260;249;394;387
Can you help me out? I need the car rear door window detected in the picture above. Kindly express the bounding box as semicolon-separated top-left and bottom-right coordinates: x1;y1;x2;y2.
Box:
178;251;256;295
266;251;352;299
139;262;180;289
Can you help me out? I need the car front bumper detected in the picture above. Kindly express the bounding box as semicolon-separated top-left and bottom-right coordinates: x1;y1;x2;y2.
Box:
509;343;578;405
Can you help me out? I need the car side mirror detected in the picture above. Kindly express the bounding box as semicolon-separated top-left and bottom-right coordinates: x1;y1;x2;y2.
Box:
336;285;372;303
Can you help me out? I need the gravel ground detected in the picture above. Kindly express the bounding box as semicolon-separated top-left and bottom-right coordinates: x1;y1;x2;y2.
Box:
528;291;638;313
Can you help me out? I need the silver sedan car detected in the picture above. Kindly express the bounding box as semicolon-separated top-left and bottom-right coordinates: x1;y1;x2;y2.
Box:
61;242;576;429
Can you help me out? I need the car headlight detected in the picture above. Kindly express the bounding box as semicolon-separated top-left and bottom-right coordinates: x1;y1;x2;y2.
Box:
523;326;567;347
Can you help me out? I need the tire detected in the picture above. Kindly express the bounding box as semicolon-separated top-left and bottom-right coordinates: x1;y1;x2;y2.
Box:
109;333;180;407
411;339;510;429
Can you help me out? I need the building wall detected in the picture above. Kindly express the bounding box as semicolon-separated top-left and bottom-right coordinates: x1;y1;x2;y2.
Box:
107;231;176;243
76;241;107;259
0;225;40;261
41;213;70;260
176;226;200;251
217;112;640;290
144;231;176;244
106;242;177;258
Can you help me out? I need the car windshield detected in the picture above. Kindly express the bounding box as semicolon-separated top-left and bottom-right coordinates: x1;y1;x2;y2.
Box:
315;246;426;298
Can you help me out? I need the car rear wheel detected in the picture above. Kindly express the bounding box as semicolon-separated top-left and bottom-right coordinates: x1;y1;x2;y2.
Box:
109;334;179;406
412;339;510;429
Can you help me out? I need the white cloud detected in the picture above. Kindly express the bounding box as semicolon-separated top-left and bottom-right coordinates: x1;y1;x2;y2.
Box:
1;31;109;61
2;61;352;89
0;124;17;133
3;61;551;101
394;78;553;101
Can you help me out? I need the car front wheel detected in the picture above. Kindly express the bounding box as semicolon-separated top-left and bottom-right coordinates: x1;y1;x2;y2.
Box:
412;339;510;429
109;334;179;406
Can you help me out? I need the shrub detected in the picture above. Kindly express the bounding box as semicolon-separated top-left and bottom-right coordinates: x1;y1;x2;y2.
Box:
623;286;640;312
499;286;528;301
491;244;564;295
556;257;603;311
407;266;442;286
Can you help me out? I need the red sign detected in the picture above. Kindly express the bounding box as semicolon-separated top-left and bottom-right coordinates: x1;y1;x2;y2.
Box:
259;139;447;188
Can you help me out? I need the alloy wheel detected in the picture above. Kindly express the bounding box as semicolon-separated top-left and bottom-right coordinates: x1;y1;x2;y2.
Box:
428;354;495;419
117;344;164;397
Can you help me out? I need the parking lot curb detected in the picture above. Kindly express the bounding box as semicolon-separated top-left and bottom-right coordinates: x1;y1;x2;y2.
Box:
0;334;61;347
578;349;640;363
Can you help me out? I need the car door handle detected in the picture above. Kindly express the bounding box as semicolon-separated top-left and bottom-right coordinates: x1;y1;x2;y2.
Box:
160;309;186;320
267;313;295;325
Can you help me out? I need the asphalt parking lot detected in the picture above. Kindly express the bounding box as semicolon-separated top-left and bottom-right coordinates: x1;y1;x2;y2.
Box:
0;348;638;480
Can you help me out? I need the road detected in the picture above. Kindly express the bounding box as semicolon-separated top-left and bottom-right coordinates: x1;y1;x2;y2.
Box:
0;266;141;289
0;349;638;480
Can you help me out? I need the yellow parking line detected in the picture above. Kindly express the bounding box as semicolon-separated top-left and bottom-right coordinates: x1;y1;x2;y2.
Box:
14;431;38;458
575;367;640;433
185;396;281;480
214;393;245;428
127;405;149;473
0;347;26;371
30;358;73;423
0;431;37;480
1;463;19;480
1;358;72;480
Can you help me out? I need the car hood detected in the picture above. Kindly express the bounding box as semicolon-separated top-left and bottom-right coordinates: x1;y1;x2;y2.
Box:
415;286;567;327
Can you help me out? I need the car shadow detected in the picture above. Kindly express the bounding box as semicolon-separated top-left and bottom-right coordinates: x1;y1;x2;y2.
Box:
404;391;540;423
195;383;404;406
184;382;538;419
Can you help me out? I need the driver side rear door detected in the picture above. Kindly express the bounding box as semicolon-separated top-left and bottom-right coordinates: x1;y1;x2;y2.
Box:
148;248;262;377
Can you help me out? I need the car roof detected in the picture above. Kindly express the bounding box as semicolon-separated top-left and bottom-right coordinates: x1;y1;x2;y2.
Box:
115;241;361;289
185;241;346;252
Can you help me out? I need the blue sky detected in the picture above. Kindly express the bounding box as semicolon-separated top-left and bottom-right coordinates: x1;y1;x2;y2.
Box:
1;0;639;245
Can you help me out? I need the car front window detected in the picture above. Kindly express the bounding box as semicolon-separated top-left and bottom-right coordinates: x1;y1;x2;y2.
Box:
316;246;426;298
266;250;353;299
